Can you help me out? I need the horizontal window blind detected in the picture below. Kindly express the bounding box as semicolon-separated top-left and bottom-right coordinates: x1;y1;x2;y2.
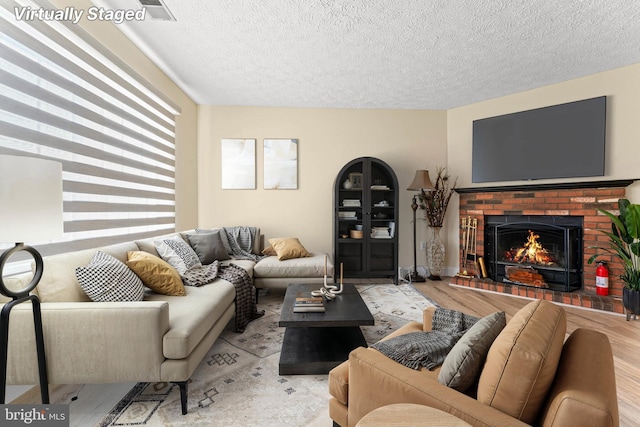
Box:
0;0;180;273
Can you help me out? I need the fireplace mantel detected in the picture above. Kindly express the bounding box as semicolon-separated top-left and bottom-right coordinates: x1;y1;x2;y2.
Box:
455;179;636;194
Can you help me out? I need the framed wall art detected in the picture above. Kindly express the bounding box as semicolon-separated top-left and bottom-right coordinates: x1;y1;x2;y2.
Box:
263;138;298;189
221;138;256;189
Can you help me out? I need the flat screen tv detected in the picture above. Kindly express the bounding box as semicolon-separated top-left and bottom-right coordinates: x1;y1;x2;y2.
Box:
472;96;606;183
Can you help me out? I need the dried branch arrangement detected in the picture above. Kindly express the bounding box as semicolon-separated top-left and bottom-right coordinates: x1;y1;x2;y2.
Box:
418;166;457;228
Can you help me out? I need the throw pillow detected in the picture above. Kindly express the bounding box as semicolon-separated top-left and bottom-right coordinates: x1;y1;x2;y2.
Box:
267;237;311;261
438;311;506;392
477;300;566;424
126;251;186;296
262;245;277;256
154;235;202;275
185;231;230;264
75;251;144;302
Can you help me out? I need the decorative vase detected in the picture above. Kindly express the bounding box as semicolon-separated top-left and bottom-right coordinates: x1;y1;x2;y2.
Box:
623;287;640;321
342;179;353;190
428;226;445;281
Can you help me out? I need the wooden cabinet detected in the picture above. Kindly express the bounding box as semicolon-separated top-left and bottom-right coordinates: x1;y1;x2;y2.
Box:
333;157;399;283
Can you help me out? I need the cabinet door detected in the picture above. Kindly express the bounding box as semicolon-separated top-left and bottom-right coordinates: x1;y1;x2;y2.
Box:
365;159;398;278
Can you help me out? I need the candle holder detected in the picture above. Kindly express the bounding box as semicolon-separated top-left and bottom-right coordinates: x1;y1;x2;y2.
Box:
312;260;344;299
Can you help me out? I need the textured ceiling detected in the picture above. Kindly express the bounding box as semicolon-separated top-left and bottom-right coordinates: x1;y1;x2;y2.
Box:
93;0;640;109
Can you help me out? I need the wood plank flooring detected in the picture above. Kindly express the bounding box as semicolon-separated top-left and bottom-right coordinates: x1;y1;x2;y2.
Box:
412;279;640;427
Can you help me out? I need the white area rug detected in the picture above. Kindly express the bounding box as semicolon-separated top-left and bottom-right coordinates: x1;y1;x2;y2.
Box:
98;284;435;427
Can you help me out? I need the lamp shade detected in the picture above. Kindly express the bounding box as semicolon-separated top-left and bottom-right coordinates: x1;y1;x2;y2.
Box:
0;155;63;243
407;170;434;191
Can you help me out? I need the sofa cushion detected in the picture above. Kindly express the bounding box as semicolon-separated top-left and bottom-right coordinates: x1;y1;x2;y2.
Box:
126;251;186;296
267;237;311;260
37;248;96;302
185;230;230;264
135;232;182;257
144;280;236;359
438;311;506;392
254;253;333;278
477;300;566;424
75;251;145;302
155;235;202;275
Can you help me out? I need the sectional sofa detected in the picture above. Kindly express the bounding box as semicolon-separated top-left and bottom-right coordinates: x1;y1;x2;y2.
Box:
2;228;333;414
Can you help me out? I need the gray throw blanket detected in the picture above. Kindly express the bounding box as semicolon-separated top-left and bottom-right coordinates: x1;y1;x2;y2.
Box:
371;308;479;370
222;226;265;262
181;261;264;332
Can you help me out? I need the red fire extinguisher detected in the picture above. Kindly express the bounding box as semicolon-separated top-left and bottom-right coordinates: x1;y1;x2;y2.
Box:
596;261;609;296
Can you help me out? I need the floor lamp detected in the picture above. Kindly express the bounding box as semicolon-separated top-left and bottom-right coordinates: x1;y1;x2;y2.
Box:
406;170;434;282
0;155;63;404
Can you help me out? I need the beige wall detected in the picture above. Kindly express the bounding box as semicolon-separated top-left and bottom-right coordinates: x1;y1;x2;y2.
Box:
55;0;200;231
197;106;447;271
446;63;640;273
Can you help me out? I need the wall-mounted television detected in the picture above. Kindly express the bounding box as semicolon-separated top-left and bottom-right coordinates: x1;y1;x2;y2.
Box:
472;96;607;183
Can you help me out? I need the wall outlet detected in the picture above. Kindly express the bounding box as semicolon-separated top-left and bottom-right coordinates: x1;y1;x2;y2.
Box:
420;241;426;251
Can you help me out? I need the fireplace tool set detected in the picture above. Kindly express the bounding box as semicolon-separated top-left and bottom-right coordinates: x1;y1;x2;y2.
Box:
457;216;486;278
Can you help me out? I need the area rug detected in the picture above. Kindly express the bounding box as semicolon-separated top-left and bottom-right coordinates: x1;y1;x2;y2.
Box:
98;283;436;427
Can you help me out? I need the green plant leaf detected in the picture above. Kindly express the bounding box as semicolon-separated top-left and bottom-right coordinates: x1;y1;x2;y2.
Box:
625;204;640;240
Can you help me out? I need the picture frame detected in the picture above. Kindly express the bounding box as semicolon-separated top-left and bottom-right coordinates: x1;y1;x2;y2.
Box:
221;139;256;189
349;172;363;190
263;138;298;189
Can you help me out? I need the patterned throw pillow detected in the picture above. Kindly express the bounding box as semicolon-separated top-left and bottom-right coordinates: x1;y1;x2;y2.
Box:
154;235;202;274
75;251;144;302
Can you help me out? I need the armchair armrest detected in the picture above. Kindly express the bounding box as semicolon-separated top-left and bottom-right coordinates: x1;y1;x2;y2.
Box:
347;346;529;427
5;301;170;384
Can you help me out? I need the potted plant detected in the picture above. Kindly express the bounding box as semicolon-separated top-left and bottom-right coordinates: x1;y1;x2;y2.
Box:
417;167;457;280
588;198;640;320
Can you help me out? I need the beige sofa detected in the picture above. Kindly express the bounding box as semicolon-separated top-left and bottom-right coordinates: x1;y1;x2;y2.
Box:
3;229;333;414
329;300;619;427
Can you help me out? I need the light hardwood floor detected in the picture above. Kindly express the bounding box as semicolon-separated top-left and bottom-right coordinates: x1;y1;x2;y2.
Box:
412;279;639;427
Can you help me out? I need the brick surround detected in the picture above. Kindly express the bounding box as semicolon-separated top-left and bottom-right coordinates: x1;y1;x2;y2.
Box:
452;184;629;314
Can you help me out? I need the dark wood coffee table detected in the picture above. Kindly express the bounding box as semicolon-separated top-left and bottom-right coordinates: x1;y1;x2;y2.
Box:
278;283;374;375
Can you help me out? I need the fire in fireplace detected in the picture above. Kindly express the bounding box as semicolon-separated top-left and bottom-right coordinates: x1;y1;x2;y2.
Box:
504;230;558;266
484;215;583;292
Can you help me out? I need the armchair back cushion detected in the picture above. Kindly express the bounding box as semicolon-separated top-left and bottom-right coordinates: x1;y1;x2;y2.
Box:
477;299;566;424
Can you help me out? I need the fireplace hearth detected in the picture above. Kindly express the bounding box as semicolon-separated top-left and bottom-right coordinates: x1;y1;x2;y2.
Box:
485;215;583;292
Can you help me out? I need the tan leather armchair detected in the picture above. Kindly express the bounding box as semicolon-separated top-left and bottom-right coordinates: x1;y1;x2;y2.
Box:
329;300;618;427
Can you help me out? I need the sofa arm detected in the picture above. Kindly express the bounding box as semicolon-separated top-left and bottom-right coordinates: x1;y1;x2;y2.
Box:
347;347;529;427
541;328;619;427
5;301;170;385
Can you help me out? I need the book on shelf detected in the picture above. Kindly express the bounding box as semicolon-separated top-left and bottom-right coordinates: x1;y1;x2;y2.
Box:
294;297;324;307
342;199;361;207
370;185;390;190
293;305;326;313
338;211;357;218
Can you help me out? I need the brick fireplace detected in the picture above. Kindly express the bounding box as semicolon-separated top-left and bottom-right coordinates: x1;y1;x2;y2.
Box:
452;181;634;314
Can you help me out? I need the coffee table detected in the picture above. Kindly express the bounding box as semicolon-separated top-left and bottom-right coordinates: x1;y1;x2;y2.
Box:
278;283;374;375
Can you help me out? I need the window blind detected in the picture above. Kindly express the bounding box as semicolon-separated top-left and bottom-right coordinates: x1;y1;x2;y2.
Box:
0;0;180;272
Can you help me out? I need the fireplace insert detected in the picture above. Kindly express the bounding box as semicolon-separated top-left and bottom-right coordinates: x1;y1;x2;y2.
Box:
484;215;583;292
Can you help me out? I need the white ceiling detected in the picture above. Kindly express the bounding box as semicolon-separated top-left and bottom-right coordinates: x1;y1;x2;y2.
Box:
94;0;640;109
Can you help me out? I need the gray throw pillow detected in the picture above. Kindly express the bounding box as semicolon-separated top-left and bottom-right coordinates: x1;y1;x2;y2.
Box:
186;231;230;264
438;311;506;392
